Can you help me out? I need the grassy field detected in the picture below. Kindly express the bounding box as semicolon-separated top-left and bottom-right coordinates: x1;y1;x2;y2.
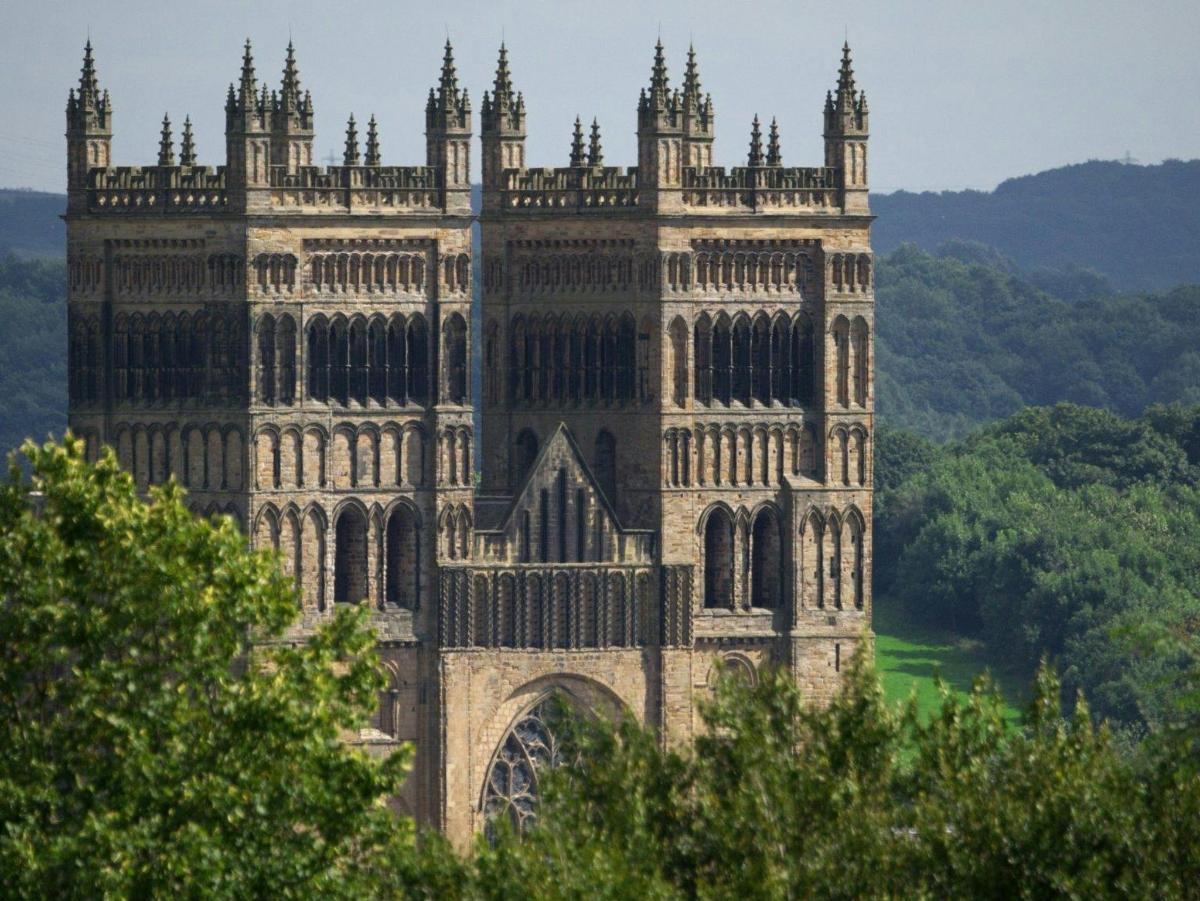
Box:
873;599;1026;727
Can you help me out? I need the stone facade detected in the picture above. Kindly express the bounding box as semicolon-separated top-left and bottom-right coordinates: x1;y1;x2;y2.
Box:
65;37;874;848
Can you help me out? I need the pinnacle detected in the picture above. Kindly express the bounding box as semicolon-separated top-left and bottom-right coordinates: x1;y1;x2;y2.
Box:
343;114;360;166
158;113;175;166
748;114;764;167
588;118;603;166
180;115;196;166
570;116;586;167
650;39;669;95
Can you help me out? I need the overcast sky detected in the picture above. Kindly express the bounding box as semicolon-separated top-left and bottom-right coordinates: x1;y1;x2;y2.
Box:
2;0;1196;195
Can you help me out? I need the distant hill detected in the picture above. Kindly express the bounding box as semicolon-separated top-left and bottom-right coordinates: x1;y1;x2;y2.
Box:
0;190;64;259
872;159;1200;291
876;245;1200;439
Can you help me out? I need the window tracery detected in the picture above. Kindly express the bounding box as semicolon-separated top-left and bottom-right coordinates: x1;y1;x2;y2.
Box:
482;697;566;838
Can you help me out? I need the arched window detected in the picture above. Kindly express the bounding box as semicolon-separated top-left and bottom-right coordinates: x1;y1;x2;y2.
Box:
349;319;368;406
333;506;367;604
330;319;349;405
595;430;616;503
712;315;732;405
850;317;869;406
368;318;387;404
387;315;407;404
669;316;688;407
704;507;734;608
751;508;782;609
444;313;468;404
515;429;539;486
385;505;420;609
407;315;428;403
482;696;567;840
617;313;636;403
278;316;296;405
751;316;771;404
791;313;814;405
694;315;712;405
732;318;752;405
257;315;276;404
832;316;850;407
770;316;790;402
307;319;329;402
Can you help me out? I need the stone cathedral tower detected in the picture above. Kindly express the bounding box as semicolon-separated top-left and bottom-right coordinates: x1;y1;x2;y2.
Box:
66;38;874;848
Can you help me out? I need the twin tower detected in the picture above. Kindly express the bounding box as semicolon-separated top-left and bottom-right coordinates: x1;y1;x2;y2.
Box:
65;38;874;845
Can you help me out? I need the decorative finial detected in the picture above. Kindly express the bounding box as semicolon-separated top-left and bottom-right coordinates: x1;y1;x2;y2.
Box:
569;116;586;167
157;113;174;166
588;118;603;166
748;114;764;167
343;114;360;166
364;114;380;166
180;116;196;166
767;117;782;166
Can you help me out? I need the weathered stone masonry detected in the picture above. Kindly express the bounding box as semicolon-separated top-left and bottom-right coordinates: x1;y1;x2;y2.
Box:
65;37;874;848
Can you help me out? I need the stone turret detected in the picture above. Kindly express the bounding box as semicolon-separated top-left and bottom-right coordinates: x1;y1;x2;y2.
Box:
425;40;472;214
823;42;869;213
270;41;314;171
225;40;272;205
681;44;714;168
65;41;112;211
636;40;684;209
480;43;526;208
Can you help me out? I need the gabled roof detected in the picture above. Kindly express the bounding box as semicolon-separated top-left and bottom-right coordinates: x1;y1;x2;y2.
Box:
499;422;624;533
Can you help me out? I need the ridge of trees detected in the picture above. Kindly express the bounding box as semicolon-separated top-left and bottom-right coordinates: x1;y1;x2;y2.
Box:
875;402;1200;735
872;158;1200;290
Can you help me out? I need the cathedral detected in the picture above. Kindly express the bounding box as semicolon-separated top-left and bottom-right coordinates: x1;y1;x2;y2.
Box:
65;37;874;847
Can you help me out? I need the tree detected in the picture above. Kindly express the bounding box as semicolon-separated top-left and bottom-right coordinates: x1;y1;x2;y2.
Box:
462;658;1200;899
0;438;414;898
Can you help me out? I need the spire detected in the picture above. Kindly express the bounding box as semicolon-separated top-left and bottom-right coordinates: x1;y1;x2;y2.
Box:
343;114;360;166
836;41;856;100
439;39;460;103
364;115;380;166
239;38;257;105
569;116;586;167
588;118;603;166
78;39;100;104
157;113;175;166
493;42;514;108
747;115;764;167
649;39;670;97
766;117;781;166
280;40;301;108
683;44;701;108
180;116;196;166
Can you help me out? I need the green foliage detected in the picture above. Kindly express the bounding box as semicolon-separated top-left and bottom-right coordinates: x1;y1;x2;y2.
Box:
429;658;1200;899
873;159;1200;291
0;438;415;898
0;256;66;456
876;403;1200;733
875;245;1200;439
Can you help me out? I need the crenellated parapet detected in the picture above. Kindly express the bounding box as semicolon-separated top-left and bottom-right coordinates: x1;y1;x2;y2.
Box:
67;39;471;218
483;41;868;218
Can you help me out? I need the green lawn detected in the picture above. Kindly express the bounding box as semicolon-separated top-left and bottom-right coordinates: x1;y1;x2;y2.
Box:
873;600;1026;727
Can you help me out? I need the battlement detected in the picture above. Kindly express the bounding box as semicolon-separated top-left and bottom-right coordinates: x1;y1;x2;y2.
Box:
500;166;640;211
87;166;228;213
67;39;471;217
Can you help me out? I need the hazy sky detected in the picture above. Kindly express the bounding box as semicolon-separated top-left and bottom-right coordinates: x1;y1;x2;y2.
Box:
2;0;1196;195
